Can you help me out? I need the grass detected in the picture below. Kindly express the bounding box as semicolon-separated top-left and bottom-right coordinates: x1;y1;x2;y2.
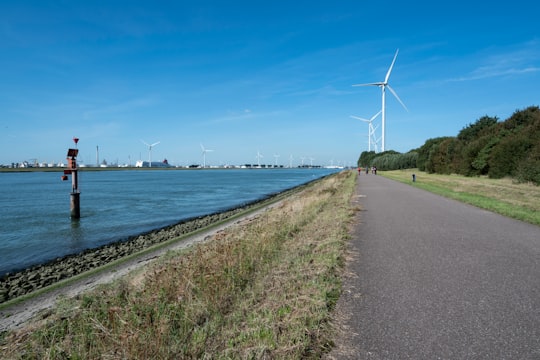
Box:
1;170;358;359
381;169;540;226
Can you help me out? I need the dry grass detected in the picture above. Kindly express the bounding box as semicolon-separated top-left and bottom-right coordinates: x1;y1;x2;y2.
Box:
1;170;357;359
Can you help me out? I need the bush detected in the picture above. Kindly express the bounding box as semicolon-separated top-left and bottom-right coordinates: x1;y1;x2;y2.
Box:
515;153;540;184
417;137;453;172
488;134;530;179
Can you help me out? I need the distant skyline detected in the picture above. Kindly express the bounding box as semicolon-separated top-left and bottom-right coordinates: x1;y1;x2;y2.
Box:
1;1;539;166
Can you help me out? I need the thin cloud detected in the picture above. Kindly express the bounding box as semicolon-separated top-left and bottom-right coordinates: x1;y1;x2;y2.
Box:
208;108;287;124
448;42;540;82
451;65;540;82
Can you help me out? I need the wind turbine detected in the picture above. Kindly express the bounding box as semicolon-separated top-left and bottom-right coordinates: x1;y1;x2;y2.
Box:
350;110;382;152
141;140;160;167
353;49;408;152
256;150;263;167
273;154;280;167
200;143;213;168
371;132;382;153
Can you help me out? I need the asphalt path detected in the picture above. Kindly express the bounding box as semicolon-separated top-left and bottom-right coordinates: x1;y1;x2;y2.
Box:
328;174;539;359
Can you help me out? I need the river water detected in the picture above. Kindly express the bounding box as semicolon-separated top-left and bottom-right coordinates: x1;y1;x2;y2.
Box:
0;168;338;275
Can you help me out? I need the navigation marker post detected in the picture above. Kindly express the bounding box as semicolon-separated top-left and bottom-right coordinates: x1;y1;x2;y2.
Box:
61;137;81;219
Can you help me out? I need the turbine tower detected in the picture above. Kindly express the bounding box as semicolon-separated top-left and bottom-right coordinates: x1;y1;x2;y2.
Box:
200;143;213;168
350;110;381;152
256;150;263;167
141;140;160;167
353;49;408;152
273;154;280;167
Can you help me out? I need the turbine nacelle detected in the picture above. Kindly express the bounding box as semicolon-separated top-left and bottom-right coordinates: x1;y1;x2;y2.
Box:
351;110;382;153
200;143;214;168
140;140;160;168
350;109;381;123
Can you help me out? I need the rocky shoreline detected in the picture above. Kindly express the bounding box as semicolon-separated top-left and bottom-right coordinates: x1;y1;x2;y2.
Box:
0;196;275;304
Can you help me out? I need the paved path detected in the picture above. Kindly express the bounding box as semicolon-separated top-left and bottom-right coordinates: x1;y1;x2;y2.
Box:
328;174;539;359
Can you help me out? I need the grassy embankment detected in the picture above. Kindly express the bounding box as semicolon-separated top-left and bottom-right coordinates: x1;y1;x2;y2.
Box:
1;170;358;359
381;169;540;226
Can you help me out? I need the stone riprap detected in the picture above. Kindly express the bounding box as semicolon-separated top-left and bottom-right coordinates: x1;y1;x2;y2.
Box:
0;201;259;304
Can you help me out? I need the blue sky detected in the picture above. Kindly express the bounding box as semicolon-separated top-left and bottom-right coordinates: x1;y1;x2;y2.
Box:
1;1;539;167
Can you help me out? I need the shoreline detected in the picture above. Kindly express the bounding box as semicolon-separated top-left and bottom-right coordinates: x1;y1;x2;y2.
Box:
0;188;295;305
0;186;299;332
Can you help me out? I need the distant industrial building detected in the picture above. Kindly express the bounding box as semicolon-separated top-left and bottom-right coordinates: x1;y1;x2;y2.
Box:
135;159;172;168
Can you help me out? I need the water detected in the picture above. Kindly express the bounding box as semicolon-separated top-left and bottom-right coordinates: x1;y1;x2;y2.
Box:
0;168;338;275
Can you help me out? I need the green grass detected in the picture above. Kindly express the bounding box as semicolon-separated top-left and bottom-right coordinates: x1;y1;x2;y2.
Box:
381;169;540;226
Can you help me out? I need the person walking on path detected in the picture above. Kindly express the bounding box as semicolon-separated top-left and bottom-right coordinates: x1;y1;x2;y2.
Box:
327;174;540;359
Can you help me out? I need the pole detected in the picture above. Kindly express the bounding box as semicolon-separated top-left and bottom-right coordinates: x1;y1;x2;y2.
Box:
69;154;80;219
63;138;81;219
70;192;80;218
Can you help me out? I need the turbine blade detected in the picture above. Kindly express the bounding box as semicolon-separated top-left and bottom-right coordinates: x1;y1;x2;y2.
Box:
350;115;370;122
387;85;408;112
353;82;383;87
384;49;399;83
141;139;149;146
370;110;382;121
151;141;160;147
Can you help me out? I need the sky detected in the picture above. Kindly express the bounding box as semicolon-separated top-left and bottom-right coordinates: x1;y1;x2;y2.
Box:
1;1;539;167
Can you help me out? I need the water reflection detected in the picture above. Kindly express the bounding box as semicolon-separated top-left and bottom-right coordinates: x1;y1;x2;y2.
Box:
69;218;84;244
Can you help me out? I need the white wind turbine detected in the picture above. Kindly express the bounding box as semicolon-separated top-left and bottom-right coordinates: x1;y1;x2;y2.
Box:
273;154;280;167
200;143;213;168
256;150;263;167
353;49;408;152
141;140;160;167
350;110;382;152
371;132;382;153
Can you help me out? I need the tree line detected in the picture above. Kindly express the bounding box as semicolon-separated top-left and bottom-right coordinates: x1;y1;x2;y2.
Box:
357;105;540;185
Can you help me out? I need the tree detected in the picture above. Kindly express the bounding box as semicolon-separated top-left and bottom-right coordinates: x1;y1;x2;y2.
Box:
364;106;539;184
504;106;540;130
358;151;378;168
457;115;499;143
417;137;453;172
424;138;459;174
